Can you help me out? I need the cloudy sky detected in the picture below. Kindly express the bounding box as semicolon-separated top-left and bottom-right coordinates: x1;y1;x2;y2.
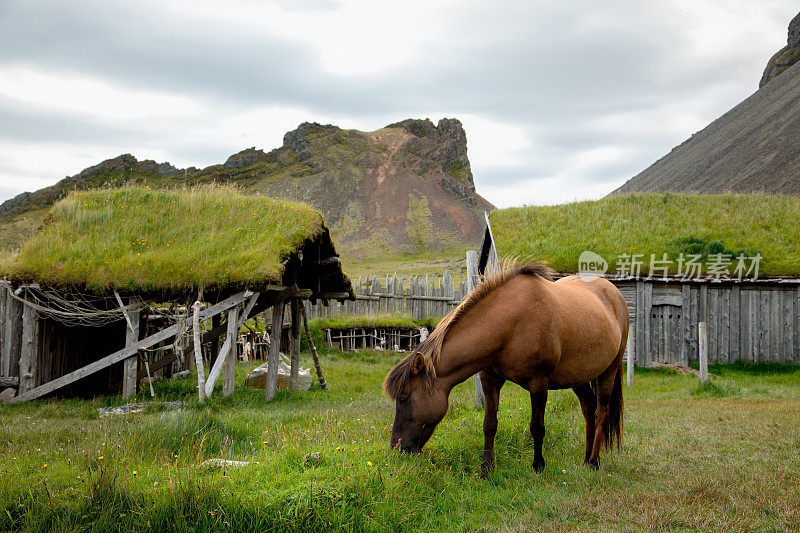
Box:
0;1;796;207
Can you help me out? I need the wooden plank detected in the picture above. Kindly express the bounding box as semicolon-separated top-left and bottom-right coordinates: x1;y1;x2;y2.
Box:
635;281;645;368
8;290;252;404
740;289;750;361
707;289;717;362
758;290;768;361
652;295;682;307
730;285;740;362
19;292;40;394
699;321;708;384
222;307;238;397
626;326;634;386
0;285;6;376
2;290;22;379
784;289;793;363
796;287;800;363
300;305;327;389
289;299;301;391
643;282;652;366
680;284;690;366
122;304;141;401
265;302;285;402
720;288;729;364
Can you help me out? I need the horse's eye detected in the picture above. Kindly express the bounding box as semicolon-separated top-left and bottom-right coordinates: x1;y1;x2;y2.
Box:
398;395;409;404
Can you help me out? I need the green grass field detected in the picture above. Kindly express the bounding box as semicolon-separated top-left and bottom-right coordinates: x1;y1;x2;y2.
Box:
1;352;798;532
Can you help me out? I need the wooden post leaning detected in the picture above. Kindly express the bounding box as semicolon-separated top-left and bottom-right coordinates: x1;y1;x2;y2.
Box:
465;250;485;408
19;290;40;394
300;304;327;389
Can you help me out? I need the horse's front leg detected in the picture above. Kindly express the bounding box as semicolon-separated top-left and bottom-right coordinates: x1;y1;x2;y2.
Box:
480;370;504;475
528;377;548;471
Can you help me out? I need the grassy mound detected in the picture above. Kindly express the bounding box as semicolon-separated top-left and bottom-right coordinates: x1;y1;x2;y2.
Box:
1;186;324;294
491;193;800;276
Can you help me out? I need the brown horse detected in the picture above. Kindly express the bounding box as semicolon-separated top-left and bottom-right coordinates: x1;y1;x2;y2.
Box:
384;262;628;472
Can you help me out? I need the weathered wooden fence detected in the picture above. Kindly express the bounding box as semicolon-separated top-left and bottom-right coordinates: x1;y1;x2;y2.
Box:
304;272;469;320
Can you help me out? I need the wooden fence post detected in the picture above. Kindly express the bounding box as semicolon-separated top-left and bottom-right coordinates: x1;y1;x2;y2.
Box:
122;303;141;401
0;284;6;377
265;301;285;402
19;290;40;394
466;250;485;408
289;299;301;390
626;326;634;387
699;284;708;384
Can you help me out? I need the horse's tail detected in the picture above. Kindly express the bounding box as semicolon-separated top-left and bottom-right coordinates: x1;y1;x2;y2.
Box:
603;365;623;452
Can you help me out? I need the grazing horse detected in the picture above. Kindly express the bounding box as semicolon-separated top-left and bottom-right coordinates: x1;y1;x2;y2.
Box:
384;262;628;472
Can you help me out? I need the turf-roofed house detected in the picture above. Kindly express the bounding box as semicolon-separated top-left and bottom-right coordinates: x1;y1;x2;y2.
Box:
479;194;800;371
0;186;353;404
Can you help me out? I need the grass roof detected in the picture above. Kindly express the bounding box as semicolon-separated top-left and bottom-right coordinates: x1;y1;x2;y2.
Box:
490;193;800;277
1;186;327;294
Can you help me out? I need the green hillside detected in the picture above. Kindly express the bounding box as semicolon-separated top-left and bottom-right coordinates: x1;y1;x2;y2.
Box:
491;193;800;277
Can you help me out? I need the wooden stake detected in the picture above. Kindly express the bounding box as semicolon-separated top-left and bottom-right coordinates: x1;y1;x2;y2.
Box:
122;301;141;401
300;304;327;389
265;301;285;401
192;300;206;403
626;326;634;387
289;299;301;390
19;290;40;394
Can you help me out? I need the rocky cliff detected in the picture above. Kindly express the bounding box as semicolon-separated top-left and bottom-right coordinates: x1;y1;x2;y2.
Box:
760;11;800;88
0;119;494;259
611;12;800;197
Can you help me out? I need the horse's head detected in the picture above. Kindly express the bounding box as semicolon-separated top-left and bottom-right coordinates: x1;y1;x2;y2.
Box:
383;352;448;453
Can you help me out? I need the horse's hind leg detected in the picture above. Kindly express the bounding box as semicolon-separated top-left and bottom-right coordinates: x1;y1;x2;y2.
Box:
572;382;596;464
480;370;505;475
528;377;548;472
587;361;621;469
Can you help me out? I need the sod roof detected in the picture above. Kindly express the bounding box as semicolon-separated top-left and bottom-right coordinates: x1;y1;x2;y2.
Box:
489;193;800;277
1;186;344;295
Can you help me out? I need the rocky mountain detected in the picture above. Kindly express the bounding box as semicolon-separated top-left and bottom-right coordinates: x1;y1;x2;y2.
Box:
0;118;494;260
612;12;800;197
760;12;800;88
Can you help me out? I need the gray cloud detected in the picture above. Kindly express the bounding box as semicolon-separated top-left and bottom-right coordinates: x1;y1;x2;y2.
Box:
0;0;796;205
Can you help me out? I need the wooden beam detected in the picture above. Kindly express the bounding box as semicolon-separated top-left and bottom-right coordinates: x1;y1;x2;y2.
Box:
7;290;252;404
122;302;141;401
466;250;485;408
19;291;40;394
265;302;285;402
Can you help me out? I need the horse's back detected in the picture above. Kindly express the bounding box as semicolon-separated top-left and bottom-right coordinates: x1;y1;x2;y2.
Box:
544;275;628;387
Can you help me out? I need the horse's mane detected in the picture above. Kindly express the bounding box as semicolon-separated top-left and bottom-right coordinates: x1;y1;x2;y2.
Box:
383;259;553;399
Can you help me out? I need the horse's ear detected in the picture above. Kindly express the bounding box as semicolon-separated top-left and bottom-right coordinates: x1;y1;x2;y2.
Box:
410;352;426;375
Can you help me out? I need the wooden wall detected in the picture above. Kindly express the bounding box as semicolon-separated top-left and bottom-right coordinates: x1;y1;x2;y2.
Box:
619;280;800;365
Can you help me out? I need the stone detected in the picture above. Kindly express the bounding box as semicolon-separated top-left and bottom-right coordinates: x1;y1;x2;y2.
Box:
0;387;17;403
201;458;250;470
244;354;312;391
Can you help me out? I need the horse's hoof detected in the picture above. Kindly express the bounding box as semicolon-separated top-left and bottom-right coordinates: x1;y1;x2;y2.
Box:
532;459;545;472
586;459;599;470
480;464;493;478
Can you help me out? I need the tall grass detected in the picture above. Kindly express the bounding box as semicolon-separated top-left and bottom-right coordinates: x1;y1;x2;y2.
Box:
1;185;324;293
491;193;800;275
0;352;798;531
